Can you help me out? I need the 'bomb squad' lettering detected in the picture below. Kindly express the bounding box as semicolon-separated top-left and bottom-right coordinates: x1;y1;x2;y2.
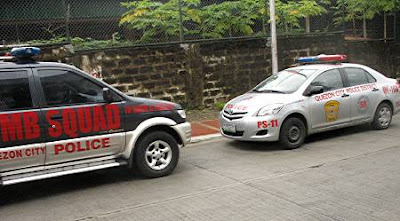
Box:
0;104;120;143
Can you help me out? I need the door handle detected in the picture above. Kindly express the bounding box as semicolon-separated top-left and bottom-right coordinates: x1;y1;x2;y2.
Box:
341;93;350;98
50;115;63;120
372;88;379;92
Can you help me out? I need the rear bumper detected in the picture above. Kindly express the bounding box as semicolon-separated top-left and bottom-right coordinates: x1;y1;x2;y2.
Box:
172;122;192;146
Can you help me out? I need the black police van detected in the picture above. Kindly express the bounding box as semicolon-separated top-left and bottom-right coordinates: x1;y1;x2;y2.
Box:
0;47;191;185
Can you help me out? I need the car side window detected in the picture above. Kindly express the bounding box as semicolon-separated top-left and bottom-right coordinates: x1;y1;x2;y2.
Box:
345;68;372;86
38;69;105;106
0;70;33;111
311;69;344;92
365;71;377;83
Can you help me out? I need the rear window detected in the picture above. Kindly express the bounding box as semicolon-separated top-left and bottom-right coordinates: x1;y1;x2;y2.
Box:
0;70;33;111
345;68;376;86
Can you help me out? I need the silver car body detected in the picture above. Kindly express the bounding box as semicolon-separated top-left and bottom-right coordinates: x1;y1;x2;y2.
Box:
220;63;400;141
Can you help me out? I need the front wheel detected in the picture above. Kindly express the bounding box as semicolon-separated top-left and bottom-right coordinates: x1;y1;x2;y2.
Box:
372;103;392;130
133;131;179;178
279;117;306;150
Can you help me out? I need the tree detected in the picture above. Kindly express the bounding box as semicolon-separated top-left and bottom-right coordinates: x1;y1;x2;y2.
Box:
194;0;261;38
376;0;398;39
296;0;328;33
119;0;199;42
275;0;302;34
274;0;327;34
334;0;381;38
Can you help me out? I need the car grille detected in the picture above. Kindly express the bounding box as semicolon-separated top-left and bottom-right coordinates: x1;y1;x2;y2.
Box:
223;110;248;121
222;130;244;137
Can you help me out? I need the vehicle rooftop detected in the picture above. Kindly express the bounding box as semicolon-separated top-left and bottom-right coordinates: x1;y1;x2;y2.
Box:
0;60;78;70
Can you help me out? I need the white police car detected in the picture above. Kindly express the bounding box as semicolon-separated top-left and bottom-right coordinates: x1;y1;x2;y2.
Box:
220;55;400;149
0;47;191;185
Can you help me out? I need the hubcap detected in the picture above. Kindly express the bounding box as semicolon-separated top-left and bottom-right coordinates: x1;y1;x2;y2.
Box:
145;140;172;171
288;126;301;142
378;107;391;127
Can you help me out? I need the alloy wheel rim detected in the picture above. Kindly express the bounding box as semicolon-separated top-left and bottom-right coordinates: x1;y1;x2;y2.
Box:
145;140;172;171
378;107;391;127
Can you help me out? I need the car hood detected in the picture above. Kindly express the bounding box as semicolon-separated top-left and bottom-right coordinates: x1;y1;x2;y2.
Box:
224;92;293;114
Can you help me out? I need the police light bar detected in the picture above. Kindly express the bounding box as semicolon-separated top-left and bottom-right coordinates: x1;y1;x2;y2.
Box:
297;54;347;63
10;47;40;58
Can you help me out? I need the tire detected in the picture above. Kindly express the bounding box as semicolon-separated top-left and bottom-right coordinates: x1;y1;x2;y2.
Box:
133;131;179;178
372;102;392;130
279;117;306;150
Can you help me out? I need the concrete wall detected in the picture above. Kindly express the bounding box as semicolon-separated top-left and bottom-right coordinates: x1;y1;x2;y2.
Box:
39;34;399;108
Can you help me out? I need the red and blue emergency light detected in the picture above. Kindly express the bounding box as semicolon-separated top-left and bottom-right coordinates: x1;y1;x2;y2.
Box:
297;54;347;63
10;47;40;58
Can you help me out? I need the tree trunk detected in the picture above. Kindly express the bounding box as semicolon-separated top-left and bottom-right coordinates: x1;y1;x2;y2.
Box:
384;11;387;40
363;13;367;39
284;21;288;34
305;15;310;33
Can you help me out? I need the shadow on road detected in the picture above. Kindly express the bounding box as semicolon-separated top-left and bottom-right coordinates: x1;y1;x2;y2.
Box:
0;167;141;206
227;124;373;152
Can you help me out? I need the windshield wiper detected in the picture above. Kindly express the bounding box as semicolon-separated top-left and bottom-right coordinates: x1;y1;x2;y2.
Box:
252;89;286;94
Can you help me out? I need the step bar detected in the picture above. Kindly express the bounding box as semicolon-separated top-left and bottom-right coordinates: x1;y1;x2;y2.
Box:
1;159;126;186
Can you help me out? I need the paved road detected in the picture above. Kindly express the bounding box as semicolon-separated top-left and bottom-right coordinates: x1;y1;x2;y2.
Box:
2;116;400;221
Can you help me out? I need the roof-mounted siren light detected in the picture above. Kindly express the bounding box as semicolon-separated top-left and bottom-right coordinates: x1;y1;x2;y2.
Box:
10;47;40;58
297;54;347;63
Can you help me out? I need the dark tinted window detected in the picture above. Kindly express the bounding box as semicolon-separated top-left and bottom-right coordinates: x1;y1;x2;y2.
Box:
38;70;105;106
345;68;370;86
311;69;344;92
366;72;377;83
0;71;33;111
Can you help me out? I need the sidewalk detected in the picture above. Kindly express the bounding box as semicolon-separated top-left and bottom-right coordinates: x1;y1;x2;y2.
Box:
190;119;222;143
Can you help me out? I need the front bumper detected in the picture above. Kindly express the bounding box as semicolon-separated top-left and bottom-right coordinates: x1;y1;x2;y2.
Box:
219;113;282;142
172;122;192;146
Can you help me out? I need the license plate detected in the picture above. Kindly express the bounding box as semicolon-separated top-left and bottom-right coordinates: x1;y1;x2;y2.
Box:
222;124;236;133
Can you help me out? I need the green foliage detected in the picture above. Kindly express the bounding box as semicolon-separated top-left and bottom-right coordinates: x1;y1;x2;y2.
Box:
275;0;327;34
194;0;262;38
25;35;133;51
215;101;226;111
334;0;398;26
119;0;200;42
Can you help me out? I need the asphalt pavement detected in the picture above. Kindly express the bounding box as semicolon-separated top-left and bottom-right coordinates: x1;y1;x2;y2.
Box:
2;116;400;221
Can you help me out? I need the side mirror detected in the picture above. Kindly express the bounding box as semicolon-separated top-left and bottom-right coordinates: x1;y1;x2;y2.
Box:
103;88;113;103
305;85;324;96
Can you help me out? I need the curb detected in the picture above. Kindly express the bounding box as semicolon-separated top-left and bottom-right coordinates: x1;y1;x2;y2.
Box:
190;133;222;143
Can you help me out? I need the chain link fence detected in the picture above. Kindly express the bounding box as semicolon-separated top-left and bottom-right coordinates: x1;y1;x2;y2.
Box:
0;0;398;50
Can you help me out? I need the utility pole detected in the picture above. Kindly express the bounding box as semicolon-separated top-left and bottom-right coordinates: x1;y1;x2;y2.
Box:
269;0;278;74
178;0;184;42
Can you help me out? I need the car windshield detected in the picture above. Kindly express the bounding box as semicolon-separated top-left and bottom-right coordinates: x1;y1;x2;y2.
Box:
252;69;316;94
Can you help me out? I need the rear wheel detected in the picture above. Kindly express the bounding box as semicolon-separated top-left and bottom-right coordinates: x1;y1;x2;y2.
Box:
372;102;392;130
133;131;179;178
279;117;306;150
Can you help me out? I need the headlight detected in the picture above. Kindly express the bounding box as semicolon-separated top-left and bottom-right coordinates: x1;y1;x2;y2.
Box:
177;109;186;119
257;104;284;116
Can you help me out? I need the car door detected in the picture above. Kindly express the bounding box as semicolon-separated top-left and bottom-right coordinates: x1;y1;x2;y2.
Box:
0;68;46;172
307;68;352;130
342;67;380;123
34;68;126;165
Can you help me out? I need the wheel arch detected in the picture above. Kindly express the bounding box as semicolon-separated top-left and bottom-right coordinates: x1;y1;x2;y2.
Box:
380;99;394;112
122;117;182;168
281;112;309;135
